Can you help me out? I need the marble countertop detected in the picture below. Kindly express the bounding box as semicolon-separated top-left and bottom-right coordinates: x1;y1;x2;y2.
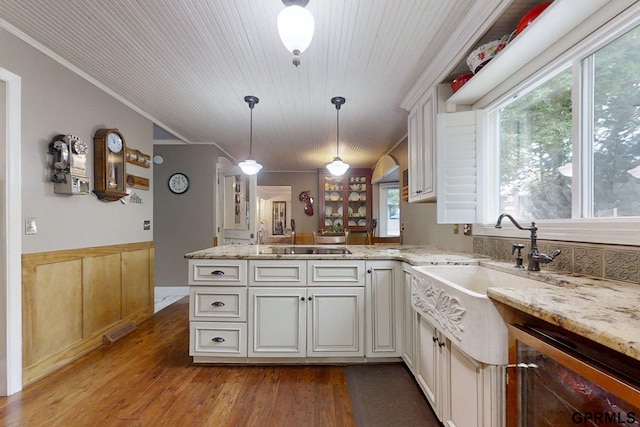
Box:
184;245;640;361
184;244;483;266
484;261;640;362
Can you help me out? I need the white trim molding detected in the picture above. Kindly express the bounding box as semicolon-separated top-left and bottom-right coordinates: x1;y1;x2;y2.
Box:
475;218;640;246
0;67;22;396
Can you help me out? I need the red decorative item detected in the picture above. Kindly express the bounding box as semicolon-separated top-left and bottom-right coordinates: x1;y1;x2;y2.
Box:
516;2;552;35
298;190;314;216
451;73;474;93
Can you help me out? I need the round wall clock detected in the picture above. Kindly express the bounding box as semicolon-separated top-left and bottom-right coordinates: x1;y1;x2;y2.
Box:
168;172;190;194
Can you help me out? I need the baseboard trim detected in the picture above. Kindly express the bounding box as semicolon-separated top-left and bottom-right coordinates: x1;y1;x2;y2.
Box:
155;286;189;297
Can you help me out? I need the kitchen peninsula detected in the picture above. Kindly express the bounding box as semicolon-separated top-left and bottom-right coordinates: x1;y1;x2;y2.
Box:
185;244;640;425
184;244;480;364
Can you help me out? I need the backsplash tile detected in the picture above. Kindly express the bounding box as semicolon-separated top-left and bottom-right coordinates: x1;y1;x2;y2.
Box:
604;250;639;283
574;247;603;277
473;236;640;285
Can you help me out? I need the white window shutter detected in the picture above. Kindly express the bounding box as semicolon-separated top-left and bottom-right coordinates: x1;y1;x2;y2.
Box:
436;110;482;224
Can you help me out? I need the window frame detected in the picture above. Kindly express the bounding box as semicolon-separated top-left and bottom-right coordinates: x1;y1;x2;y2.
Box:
378;182;400;237
475;6;640;245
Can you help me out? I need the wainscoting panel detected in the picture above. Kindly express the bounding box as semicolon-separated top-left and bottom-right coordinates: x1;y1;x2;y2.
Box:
22;242;154;386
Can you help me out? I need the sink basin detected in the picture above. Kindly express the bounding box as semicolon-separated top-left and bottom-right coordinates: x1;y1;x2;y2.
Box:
410;265;552;364
413;265;550;297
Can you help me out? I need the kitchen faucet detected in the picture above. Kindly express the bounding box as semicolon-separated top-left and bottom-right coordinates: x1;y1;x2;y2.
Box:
495;213;561;271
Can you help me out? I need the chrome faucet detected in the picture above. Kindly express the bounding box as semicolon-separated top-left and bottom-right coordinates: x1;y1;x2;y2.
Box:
495;213;561;271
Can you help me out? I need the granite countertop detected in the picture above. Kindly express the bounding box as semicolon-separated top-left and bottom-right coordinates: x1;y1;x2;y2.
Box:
184;244;483;266
484;261;640;362
184;245;640;362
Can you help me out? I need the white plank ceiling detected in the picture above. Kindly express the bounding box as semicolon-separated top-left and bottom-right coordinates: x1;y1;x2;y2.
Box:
1;0;541;171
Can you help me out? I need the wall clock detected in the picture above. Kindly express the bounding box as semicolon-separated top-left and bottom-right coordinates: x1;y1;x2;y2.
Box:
93;128;127;201
168;172;190;194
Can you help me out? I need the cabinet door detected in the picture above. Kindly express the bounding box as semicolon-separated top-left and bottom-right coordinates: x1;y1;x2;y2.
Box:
416;316;444;418
307;287;364;357
248;288;306;357
366;261;402;357
444;343;483;427
408;89;436;202
402;266;416;372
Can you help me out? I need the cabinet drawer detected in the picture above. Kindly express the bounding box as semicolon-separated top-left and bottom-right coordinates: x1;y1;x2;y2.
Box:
189;287;247;321
307;260;365;286
188;259;247;286
249;260;306;286
189;322;247;357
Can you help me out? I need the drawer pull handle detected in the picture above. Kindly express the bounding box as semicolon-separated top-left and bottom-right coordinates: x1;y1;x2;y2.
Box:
211;337;225;343
212;301;225;307
210;270;225;276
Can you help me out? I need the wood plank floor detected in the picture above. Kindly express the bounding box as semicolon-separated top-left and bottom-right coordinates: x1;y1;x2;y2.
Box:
0;298;356;426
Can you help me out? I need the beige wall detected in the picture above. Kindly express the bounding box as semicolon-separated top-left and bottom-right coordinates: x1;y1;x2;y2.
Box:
153;144;227;287
1;30;154;254
389;137;473;253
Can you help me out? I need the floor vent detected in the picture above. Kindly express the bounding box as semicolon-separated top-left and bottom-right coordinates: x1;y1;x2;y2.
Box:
103;322;136;345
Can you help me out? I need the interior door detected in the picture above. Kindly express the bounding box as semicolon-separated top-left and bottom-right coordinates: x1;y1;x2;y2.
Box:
216;157;257;245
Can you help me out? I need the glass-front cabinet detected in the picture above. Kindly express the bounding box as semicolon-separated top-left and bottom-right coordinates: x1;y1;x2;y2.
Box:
318;168;372;233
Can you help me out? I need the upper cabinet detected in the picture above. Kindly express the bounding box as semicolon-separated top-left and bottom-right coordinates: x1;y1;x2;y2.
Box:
446;0;610;108
318;168;372;233
408;86;444;203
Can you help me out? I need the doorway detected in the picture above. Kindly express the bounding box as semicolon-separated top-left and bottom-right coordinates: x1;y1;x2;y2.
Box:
257;186;292;239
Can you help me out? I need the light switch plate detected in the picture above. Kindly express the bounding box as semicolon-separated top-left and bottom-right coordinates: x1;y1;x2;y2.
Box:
25;217;37;235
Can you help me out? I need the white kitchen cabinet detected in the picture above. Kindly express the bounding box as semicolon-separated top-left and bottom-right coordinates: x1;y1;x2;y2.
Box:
190;321;247;357
408;87;436;202
415;308;505;427
402;264;416;373
307;287;365;357
188;259;247;286
248;286;365;358
248;287;306;357
365;261;402;357
189;286;247;322
416;315;445;416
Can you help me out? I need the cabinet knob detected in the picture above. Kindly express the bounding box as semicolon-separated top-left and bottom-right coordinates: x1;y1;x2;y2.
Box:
432;336;438;343
438;341;445;348
367;269;372;273
301;297;305;301
210;270;225;276
211;337;225;343
211;301;225;307
308;296;313;301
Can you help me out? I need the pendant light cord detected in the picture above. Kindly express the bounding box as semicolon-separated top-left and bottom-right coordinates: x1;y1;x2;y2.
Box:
249;106;254;158
336;108;340;158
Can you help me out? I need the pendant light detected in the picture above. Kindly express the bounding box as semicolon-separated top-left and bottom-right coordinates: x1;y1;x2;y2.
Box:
326;96;350;176
238;95;263;175
277;0;314;67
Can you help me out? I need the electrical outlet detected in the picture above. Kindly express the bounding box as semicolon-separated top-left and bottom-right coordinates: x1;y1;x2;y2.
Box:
143;220;151;231
453;224;459;234
463;224;473;235
25;217;37;235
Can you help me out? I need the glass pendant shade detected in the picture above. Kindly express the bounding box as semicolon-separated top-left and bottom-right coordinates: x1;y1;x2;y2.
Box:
239;159;263;175
277;3;314;66
326;157;349;176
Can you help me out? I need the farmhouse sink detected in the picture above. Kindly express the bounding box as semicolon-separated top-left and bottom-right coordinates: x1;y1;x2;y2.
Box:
410;265;552;365
413;265;551;297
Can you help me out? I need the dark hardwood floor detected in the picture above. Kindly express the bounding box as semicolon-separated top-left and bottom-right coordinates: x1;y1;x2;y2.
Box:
0;298;356;426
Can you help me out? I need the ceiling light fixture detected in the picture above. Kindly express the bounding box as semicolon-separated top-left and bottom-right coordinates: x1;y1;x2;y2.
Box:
277;0;314;67
326;96;349;176
238;95;263;175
